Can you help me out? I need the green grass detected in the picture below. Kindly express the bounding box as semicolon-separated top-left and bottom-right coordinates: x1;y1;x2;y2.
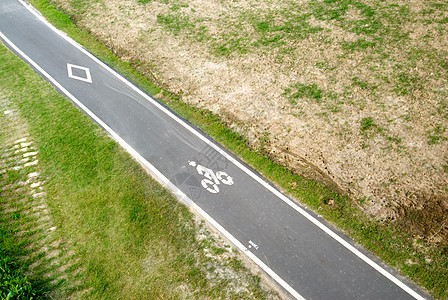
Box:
0;43;272;298
360;117;376;130
156;13;195;35
283;83;324;104
341;38;377;51
0;224;41;299
146;1;326;57
392;71;423;96
351;76;375;90
0;253;38;299
427;124;447;145
8;0;448;298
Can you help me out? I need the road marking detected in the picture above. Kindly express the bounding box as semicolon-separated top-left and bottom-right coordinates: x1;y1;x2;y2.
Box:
216;171;233;185
67;63;92;83
2;2;427;298
248;240;259;250
189;161;234;194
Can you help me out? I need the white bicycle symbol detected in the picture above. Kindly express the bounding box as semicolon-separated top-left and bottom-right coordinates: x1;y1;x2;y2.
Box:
189;161;234;194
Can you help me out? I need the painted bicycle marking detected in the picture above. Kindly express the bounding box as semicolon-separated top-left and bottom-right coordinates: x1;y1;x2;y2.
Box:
248;240;259;250
189;161;234;194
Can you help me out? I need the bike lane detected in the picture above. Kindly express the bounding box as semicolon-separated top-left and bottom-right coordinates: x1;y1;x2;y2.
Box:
0;1;431;299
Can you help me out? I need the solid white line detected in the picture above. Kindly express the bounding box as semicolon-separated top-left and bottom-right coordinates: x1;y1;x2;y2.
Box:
5;2;426;299
0;29;303;300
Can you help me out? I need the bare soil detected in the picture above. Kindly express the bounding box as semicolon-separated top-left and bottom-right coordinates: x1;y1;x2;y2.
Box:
49;0;447;246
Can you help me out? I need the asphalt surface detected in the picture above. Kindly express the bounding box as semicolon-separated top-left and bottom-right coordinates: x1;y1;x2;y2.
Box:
0;1;432;299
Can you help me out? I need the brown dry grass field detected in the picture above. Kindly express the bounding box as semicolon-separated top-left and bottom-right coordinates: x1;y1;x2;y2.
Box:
49;0;448;248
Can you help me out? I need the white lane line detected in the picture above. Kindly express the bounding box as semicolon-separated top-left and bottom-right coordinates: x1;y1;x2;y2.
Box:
6;2;427;299
0;30;304;300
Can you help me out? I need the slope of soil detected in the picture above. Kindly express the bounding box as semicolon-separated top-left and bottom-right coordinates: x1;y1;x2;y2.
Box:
48;0;448;247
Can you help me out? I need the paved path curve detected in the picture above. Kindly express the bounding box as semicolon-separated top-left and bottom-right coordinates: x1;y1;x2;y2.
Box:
0;1;431;299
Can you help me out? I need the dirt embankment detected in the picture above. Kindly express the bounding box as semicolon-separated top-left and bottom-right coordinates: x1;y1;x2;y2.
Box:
50;0;447;245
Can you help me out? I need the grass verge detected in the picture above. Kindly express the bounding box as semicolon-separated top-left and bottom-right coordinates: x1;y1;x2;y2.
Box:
8;0;448;298
0;42;274;298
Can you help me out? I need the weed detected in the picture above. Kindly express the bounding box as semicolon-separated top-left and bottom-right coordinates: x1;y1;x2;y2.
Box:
0;196;43;299
3;170;22;184
341;38;376;51
251;14;324;47
255;21;270;32
437;101;448;119
427;124;447;145
314;61;329;69
385;136;402;144
156;13;194;35
257;131;270;153
310;0;351;21
10;212;20;220
357;197;368;205
284;83;323;104
169;3;189;11
360;117;375;130
211;246;226;255
0;255;38;299
427;135;445;145
392;71;423;96
213;37;248;56
70;0;99;15
351;77;369;89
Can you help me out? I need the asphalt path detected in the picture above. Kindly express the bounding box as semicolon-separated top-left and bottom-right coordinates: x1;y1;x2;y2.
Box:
0;1;432;299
